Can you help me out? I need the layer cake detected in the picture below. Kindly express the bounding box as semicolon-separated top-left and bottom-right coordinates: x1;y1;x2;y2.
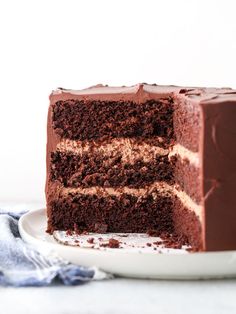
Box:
46;84;236;251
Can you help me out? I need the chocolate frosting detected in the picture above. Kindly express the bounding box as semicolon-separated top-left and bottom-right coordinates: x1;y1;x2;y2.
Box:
47;84;236;251
200;99;236;250
50;83;236;104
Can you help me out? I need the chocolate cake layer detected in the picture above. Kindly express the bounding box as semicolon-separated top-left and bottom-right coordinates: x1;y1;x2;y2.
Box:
50;151;172;188
47;192;174;234
52;99;174;140
173;94;201;152
170;156;201;204
172;198;203;250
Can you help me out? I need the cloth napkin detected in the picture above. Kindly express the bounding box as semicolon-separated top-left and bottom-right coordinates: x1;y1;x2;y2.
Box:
0;209;110;286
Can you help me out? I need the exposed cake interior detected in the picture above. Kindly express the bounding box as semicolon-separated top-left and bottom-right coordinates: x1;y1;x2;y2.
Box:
47;91;203;250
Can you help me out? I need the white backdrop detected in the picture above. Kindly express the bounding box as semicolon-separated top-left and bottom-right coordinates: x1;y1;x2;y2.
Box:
0;0;235;203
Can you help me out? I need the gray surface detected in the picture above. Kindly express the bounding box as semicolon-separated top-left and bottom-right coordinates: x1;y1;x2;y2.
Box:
0;278;236;314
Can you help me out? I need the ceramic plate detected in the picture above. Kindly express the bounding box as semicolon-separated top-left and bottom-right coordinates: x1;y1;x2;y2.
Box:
19;208;236;279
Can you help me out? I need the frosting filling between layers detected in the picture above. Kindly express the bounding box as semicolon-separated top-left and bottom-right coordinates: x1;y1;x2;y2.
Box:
56;137;169;164
168;143;200;166
56;138;199;166
59;181;202;221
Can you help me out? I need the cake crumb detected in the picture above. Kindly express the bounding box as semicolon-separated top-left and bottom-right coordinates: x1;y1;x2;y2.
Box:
146;243;152;247
100;238;120;248
108;238;120;248
87;237;94;244
66;229;73;236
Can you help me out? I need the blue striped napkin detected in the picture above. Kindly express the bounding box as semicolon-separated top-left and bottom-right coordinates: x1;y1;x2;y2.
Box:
0;210;109;286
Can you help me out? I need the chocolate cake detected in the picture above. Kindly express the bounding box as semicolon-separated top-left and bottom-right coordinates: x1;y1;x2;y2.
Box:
46;84;236;251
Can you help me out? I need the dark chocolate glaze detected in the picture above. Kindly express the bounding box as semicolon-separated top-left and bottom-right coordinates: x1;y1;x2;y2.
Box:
200;98;236;251
46;84;236;251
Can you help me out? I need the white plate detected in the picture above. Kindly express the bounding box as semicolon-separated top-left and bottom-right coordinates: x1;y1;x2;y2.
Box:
19;208;236;279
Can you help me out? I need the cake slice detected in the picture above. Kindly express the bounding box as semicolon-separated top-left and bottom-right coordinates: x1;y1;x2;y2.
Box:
46;84;236;251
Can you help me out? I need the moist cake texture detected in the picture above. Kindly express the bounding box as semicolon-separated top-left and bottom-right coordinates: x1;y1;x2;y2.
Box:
46;84;236;251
